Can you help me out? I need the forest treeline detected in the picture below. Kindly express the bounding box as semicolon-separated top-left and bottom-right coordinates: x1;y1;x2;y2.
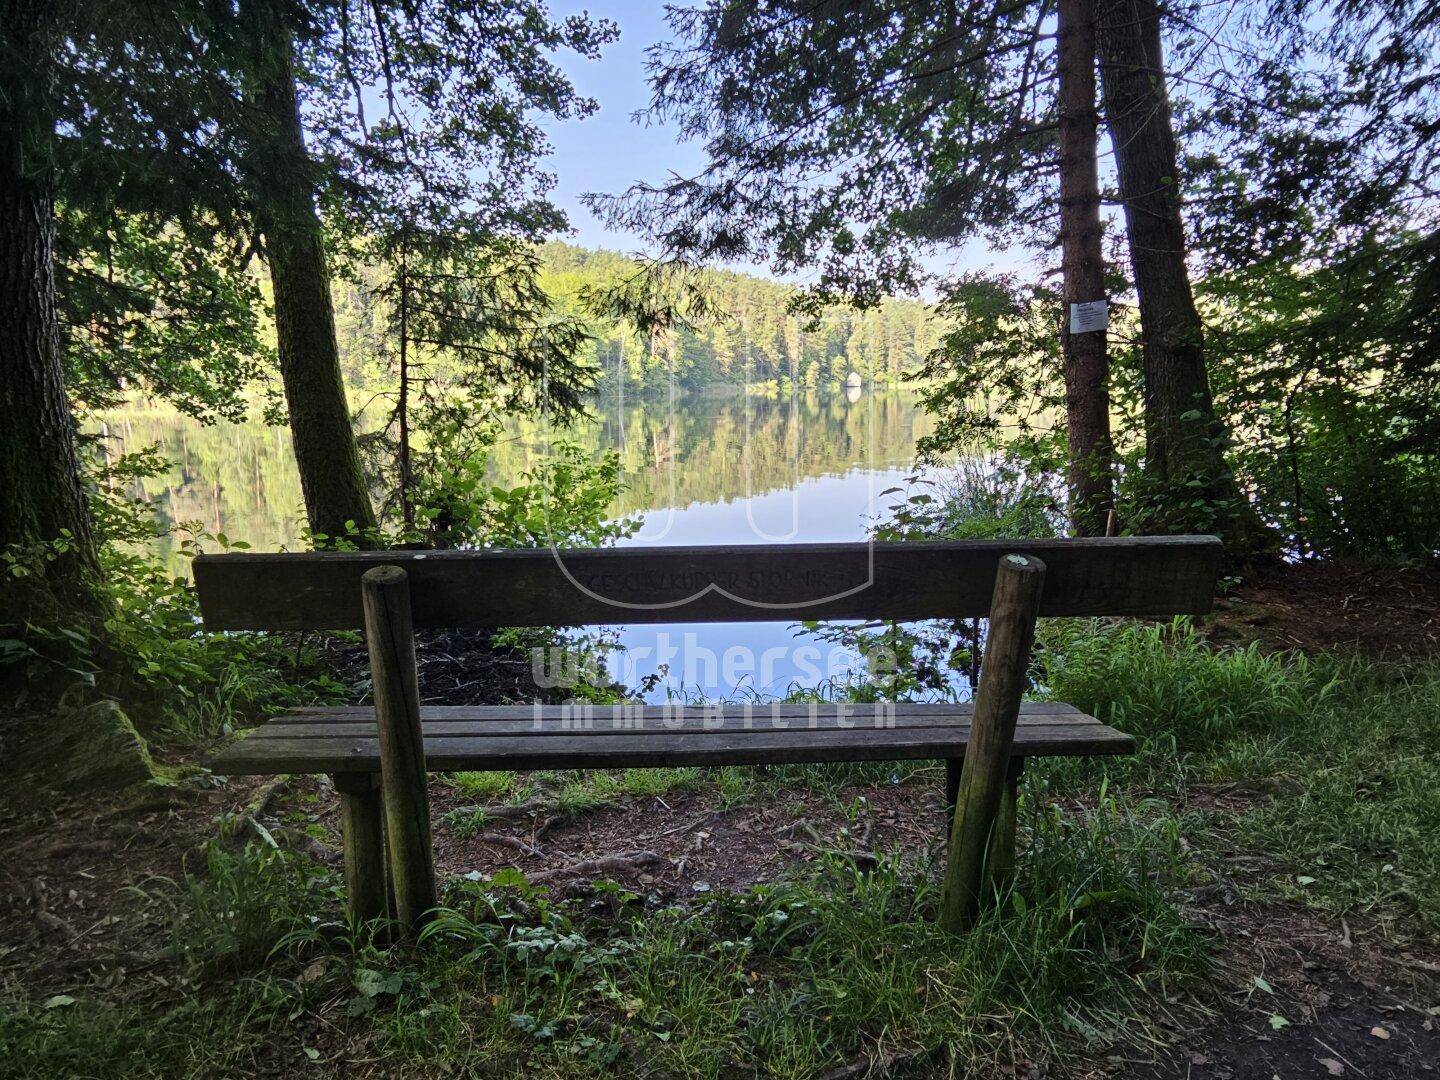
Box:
331;243;939;396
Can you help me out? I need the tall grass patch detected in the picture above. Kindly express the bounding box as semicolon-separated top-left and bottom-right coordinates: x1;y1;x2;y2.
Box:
1037;618;1440;928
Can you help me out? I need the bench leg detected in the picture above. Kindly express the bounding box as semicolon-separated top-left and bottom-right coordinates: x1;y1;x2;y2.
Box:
983;758;1024;898
362;566;438;936
944;758;963;827
334;772;388;927
939;554;1045;932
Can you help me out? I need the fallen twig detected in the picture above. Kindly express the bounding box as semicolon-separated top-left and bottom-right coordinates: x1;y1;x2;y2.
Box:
246;775;292;819
31;879;77;939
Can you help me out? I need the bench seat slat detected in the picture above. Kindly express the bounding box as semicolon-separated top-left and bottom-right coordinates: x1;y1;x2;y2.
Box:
272;701;1084;722
209;703;1132;774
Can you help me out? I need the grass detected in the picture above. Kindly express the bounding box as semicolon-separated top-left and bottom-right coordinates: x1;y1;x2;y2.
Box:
1039;618;1440;926
7;619;1438;1076
448;770;519;800
0;788;1207;1078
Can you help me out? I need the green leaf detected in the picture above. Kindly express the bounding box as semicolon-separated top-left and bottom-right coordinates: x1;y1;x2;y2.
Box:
354;967;403;998
43;994;76;1009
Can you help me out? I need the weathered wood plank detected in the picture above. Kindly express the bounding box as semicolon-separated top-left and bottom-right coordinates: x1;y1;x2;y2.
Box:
209;722;1134;774
250;713;1106;740
271;701;1086;722
193;536;1221;630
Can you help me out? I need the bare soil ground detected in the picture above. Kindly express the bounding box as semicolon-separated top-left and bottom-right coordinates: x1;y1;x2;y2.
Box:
1215;561;1440;658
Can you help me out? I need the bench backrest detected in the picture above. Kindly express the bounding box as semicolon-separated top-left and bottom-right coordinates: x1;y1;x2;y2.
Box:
193;536;1222;631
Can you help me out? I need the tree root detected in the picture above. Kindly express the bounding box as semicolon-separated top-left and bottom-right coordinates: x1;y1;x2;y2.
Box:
528;850;663;886
464;797;550;821
817;1046;923;1079
479;834;545;859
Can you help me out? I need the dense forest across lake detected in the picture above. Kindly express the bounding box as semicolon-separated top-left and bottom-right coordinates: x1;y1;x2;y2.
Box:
329;243;942;395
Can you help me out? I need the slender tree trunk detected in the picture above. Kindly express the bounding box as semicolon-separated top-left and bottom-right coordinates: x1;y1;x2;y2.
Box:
397;251;414;532
1097;0;1269;552
1057;0;1114;537
243;1;377;544
0;0;108;639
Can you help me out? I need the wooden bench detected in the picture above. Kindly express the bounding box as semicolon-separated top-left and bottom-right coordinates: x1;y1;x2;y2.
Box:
195;536;1220;933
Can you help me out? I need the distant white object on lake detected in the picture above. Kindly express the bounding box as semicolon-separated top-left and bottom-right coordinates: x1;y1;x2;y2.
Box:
845;371;864;389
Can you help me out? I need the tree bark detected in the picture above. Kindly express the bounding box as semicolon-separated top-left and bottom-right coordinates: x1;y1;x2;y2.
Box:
0;0;109;640
1097;0;1269;552
1057;0;1114;537
243;1;377;544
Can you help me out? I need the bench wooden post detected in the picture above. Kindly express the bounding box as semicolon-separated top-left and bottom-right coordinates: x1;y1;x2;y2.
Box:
332;772;388;926
944;758;964;834
985;757;1025;892
939;554;1046;931
361;566;437;935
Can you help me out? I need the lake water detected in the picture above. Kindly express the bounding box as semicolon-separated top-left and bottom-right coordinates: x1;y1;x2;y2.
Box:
95;387;950;700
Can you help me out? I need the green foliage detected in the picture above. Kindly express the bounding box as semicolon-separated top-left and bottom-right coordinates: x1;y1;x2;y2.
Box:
1201;238;1440;559
2;446;342;732
406;433;636;551
797;456;1063;703
1229;661;1440;920
408;796;1201;1075
913;275;1070;463
165;840;343;972
879;456;1062;543
1035;622;1440;926
1040;619;1327;757
94;453;345;740
0;766;1207;1077
447;770;518;801
59;210;275;423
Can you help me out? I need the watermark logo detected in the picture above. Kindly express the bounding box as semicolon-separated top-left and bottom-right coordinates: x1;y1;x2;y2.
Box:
535;330;880;614
529;698;900;731
531;636;900;696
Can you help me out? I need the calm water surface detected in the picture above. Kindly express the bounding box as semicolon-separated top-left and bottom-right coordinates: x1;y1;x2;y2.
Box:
96;388;951;700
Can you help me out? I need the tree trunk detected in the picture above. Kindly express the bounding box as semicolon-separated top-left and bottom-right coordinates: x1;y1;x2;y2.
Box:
0;0;109;642
243;2;377;544
0;4;182;785
1057;0;1114;537
1097;0;1270;552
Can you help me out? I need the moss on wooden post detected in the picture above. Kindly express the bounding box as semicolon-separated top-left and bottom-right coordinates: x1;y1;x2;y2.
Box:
361;566;436;935
939;554;1046;932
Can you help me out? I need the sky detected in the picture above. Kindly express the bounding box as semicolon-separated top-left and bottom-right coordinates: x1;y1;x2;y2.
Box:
541;3;706;257
539;1;1012;286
